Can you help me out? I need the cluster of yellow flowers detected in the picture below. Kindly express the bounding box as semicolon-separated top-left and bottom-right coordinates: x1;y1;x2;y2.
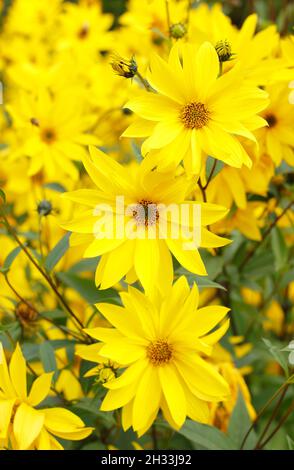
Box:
0;0;293;450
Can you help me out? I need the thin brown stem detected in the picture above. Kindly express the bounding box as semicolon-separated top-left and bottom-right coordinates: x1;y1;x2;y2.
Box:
254;384;289;449
197;179;207;202
0;212;88;335
258;399;294;450
240;378;293;449
203;159;217;190
4;275;38;314
4;275;85;342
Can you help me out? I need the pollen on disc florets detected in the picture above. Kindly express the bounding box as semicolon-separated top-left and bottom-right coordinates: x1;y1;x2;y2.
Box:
215;39;234;62
180;102;210;129
147;340;173;366
132;199;159;227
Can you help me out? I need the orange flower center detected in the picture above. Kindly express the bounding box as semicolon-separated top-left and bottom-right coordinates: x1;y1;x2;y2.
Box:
266;113;277;128
41;128;57;144
180;102;210;129
147;340;173;366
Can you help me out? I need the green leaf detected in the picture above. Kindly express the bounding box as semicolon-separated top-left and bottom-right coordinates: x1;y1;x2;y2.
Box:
286;435;294;450
0;321;19;332
43;182;66;193
0;246;23;274
242;251;275;280
40;309;66;320
262;338;289;375
44;233;70;272
177;419;237;450
206;156;224;181
39;341;58;380
56;272;119;304
69;257;99;274
176;268;226;291
228;392;256;449
271;227;288;271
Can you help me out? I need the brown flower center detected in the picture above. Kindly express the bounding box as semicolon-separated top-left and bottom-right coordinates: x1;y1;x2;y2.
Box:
147;340;173;366
41;128;57;144
266;113;277;128
16;301;38;323
180;102;210;129
77;22;90;39
132;199;159;227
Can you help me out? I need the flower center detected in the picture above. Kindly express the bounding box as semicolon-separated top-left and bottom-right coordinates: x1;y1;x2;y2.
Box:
266;113;277;128
77;22;90;39
147;340;173;366
41;128;56;144
16;301;38;323
132;199;159;227
180;102;210;129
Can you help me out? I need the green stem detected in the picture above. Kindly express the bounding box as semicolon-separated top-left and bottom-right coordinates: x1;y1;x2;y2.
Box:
135;70;152;92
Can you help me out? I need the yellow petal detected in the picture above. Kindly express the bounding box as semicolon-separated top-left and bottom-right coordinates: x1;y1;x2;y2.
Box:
0;399;16;439
28;373;53;407
13;403;44;450
9;343;27;399
43;407;92;440
166;238;207;275
0;343;16;397
159;365;186;428
132;365;161;431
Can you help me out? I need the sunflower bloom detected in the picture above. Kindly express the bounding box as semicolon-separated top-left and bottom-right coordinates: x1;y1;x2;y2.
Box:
122;42;269;174
62;146;231;294
257;84;294;166
0;343;93;450
77;277;230;435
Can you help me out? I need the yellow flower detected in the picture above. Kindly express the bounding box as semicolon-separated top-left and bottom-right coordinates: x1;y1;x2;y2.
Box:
241;287;262;307
77;277;230;435
263;300;285;336
212;202;263;241
57;0;114;63
6;90;99;180
189;7;289;86
256;83;294;166
0;343;93;450
62;146;231;294
123;42;269;174
209;345;256;432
